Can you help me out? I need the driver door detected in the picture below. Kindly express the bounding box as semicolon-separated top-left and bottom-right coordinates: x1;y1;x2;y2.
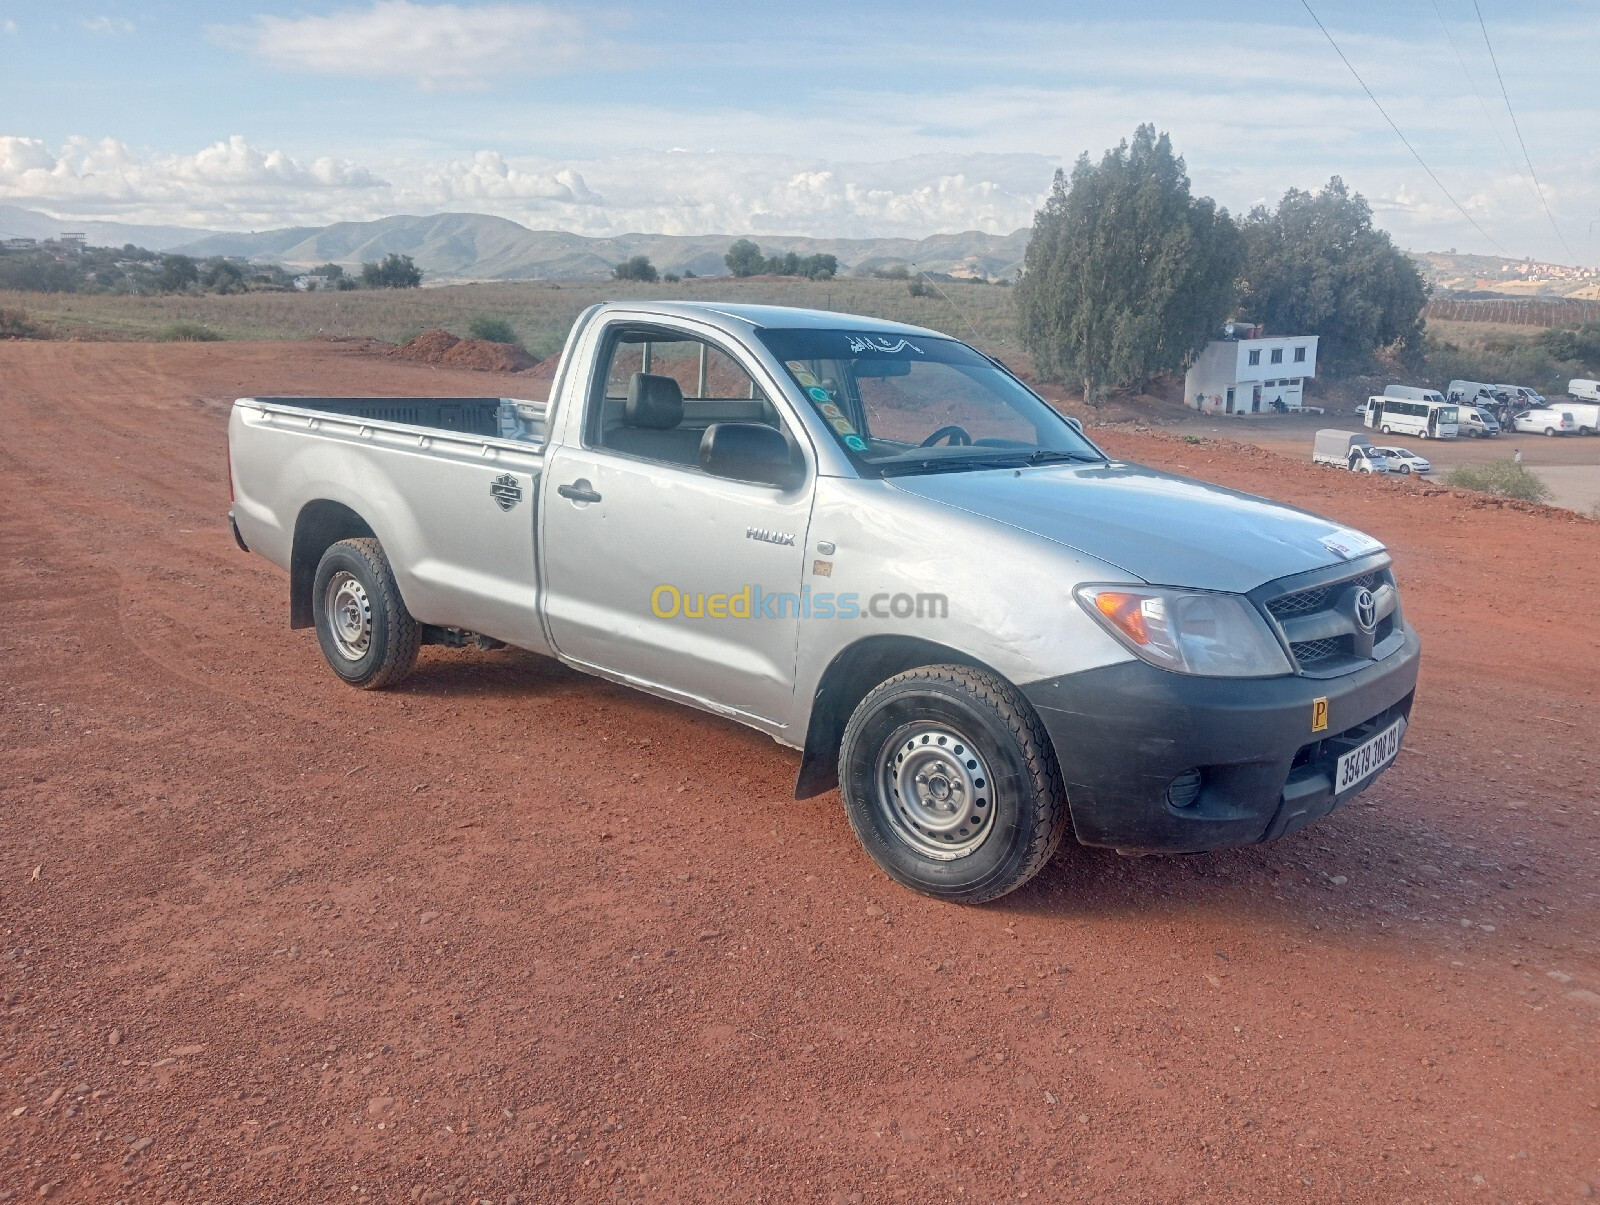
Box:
540;322;814;726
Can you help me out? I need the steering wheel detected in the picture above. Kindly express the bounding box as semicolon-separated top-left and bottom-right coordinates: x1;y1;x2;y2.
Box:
920;424;972;447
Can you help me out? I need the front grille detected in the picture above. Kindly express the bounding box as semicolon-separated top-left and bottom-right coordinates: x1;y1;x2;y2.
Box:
1261;566;1401;677
1266;572;1380;620
1290;637;1344;666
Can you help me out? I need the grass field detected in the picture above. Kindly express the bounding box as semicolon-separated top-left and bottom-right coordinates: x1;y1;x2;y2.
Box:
0;277;1021;359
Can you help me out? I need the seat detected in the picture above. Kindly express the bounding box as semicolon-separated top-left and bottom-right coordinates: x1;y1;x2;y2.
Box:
606;372;704;465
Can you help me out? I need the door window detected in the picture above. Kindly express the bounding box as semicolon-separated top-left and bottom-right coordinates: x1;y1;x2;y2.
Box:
591;327;781;468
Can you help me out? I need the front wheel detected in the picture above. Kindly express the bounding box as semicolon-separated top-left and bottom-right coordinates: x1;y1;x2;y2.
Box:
839;665;1068;903
311;537;421;689
1398;463;1411;474
1380;425;1392;435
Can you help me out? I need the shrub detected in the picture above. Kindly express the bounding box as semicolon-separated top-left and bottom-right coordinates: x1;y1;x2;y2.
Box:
0;307;41;338
360;253;423;289
906;278;928;297
157;321;223;342
613;255;658;283
1444;459;1552;504
466;315;520;345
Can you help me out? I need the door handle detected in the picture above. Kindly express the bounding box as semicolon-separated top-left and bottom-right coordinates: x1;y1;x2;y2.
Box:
557;480;602;504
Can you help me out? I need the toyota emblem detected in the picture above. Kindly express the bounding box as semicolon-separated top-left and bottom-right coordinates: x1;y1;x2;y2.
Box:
1353;587;1377;634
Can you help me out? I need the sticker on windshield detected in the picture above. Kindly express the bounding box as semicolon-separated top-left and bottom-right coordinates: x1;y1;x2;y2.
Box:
787;361;821;388
807;385;832;403
1320;528;1385;561
847;335;923;356
843;434;868;451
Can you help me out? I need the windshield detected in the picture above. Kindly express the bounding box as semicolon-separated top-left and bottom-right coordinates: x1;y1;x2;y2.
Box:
756;328;1103;474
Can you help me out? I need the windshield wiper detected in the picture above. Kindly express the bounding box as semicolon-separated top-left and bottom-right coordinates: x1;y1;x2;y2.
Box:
876;448;1106;477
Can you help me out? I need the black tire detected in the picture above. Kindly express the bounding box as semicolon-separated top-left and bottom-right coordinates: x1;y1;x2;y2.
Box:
838;665;1068;903
1545;427;1556;437
1398;463;1411;474
311;537;421;689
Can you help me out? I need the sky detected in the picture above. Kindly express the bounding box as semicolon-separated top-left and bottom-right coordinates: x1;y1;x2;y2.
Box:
1;0;1597;262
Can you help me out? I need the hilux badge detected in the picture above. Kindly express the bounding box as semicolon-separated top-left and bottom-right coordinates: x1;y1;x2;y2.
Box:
490;473;522;511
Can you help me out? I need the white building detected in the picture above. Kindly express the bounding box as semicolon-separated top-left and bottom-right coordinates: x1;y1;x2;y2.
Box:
1184;331;1319;415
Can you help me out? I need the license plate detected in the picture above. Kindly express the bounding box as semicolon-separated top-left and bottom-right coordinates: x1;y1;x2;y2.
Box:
1334;718;1405;794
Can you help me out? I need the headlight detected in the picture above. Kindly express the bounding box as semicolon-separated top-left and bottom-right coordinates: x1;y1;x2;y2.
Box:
1075;585;1292;678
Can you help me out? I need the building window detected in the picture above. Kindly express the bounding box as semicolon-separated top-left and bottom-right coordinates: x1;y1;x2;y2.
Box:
1294;346;1307;363
1247;349;1261;366
1270;348;1284;364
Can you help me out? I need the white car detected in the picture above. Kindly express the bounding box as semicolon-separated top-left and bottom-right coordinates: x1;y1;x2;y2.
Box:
1373;446;1430;475
1512;409;1577;436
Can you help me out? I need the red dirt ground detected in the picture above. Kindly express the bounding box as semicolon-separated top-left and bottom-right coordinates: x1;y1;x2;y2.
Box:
2;341;1598;1202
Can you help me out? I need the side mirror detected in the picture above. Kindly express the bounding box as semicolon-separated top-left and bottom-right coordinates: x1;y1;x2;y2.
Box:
1066;416;1084;434
699;422;803;489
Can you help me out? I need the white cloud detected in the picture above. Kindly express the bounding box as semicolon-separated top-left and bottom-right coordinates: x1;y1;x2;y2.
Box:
212;0;588;89
0;135;386;226
81;16;135;37
3;19;18;35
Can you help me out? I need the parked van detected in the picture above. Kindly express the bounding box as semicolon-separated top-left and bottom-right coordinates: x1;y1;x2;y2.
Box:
1366;395;1459;439
1569;379;1600;403
1511;408;1578;436
1456;405;1500;437
1446;380;1506;407
1560;402;1600;435
1384;385;1447;405
1497;384;1546;408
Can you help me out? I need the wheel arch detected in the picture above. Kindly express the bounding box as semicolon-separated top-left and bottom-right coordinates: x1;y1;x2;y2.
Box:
290;500;377;629
794;635;1012;799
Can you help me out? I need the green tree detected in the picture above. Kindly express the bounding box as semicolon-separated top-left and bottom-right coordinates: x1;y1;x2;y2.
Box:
724;238;765;277
1238;178;1428;373
360;253;423;289
203;258;246;294
798;253;837;280
157;254;200;293
613;255;659;282
312;262;345;280
1017;125;1243;407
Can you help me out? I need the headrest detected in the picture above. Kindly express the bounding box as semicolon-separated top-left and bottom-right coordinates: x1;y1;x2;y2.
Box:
625;372;684;429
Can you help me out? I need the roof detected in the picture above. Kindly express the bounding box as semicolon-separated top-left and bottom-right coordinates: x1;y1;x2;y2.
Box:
592;300;944;340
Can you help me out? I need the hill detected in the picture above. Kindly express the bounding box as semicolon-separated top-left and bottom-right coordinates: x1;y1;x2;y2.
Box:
171;212;1031;282
0;204;218;253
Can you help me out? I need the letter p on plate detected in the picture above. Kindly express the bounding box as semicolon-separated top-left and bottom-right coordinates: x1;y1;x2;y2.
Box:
1311;697;1329;733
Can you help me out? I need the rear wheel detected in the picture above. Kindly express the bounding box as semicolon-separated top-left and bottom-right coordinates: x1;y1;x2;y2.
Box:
839;665;1068;903
311;537;420;689
1545;427;1556;437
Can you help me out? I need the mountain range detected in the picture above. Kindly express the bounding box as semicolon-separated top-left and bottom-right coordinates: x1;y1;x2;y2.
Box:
172;213;1033;282
0;204;1028;281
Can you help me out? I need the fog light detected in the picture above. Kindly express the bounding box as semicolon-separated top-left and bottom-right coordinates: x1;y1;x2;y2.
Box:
1166;768;1203;809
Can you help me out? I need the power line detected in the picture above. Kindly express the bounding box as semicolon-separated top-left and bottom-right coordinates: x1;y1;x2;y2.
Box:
1472;0;1578;264
1298;0;1507;255
1429;0;1522;183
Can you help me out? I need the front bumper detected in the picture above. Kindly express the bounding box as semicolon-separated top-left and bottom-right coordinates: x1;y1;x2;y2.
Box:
1022;623;1420;853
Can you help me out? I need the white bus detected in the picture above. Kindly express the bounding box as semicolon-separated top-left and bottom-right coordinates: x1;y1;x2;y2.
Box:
1365;395;1459;439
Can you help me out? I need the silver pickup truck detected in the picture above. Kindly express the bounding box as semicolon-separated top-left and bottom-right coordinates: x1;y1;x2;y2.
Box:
228;302;1420;902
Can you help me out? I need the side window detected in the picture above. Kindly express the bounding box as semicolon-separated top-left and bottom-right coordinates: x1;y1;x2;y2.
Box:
591;327;779;468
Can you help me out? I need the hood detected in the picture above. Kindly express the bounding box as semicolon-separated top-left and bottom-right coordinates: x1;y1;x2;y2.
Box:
887;461;1383;594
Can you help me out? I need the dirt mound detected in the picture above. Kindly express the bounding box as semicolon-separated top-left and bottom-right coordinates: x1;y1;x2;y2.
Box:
396;328;539;373
523;351;561;380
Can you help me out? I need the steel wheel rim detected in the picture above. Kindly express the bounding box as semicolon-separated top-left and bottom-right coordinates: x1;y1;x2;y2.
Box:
325;571;373;661
875;723;994;860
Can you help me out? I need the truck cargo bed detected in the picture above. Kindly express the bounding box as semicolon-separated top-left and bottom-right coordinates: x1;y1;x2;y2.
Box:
246;396;545;441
